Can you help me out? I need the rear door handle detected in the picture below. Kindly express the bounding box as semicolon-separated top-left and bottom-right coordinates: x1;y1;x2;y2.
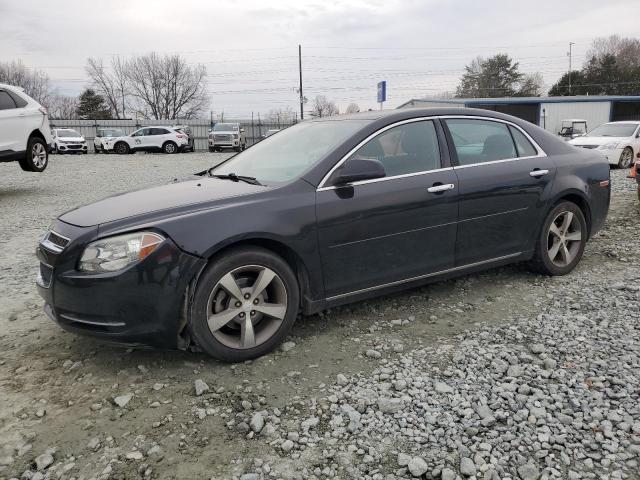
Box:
529;169;549;177
427;183;455;193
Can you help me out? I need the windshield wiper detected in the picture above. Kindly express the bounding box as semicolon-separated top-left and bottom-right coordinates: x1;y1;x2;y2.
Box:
208;171;262;186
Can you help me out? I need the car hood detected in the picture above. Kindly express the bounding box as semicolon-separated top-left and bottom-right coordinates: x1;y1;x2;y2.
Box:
59;175;268;228
58;137;85;142
569;136;628;146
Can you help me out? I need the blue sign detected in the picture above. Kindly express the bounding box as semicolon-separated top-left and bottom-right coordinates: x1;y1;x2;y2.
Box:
377;81;386;103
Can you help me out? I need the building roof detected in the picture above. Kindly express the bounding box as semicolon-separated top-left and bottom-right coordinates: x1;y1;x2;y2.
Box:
398;95;640;108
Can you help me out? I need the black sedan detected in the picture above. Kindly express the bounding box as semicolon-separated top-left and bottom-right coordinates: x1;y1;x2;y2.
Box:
36;108;610;362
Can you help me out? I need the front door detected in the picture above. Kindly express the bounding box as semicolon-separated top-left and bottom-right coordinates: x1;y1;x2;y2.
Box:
316;119;459;299
442;117;556;266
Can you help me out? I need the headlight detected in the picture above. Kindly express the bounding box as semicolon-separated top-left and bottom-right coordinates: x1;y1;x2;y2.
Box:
598;142;620;150
233;134;239;139
79;232;164;273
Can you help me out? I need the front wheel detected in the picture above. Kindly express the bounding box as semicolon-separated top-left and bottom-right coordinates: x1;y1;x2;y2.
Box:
114;142;129;155
189;247;300;362
618;147;633;169
529;201;587;276
19;137;48;172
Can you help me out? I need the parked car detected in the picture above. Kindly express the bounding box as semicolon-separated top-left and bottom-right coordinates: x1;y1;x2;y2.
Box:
208;122;246;152
0;83;52;172
103;126;190;154
558;119;587;140
172;125;195;152
94;128;125;153
37;108;610;362
569;121;640;168
51;128;88;154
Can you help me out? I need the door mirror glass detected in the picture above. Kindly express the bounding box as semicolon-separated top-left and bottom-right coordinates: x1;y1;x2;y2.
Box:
334;157;386;185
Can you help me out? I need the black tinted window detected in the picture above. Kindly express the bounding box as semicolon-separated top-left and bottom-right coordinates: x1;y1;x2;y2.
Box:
0;91;17;110
445;119;517;165
151;128;170;135
348;120;441;177
509;126;538;157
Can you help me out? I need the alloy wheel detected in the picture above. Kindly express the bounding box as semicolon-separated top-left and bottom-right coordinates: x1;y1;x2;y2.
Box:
32;143;47;168
619;148;633;168
547;211;583;267
206;265;287;349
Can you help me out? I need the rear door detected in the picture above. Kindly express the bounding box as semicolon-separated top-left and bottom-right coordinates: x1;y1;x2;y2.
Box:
0;89;21;154
316;119;459;299
442;117;556;266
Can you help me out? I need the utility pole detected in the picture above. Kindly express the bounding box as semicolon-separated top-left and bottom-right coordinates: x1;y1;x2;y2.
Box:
298;44;304;120
568;42;575;95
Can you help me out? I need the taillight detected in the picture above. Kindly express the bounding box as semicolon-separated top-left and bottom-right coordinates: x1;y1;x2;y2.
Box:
176;134;186;138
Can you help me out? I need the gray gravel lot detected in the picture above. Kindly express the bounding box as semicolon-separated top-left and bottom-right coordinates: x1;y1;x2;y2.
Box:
0;154;638;480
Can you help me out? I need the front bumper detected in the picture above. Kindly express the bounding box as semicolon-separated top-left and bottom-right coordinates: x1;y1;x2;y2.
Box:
208;139;240;148
36;220;206;349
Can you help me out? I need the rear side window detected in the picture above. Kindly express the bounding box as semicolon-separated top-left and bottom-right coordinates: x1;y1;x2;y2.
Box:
445;119;516;166
151;128;170;135
6;90;27;108
509;126;538;157
347;120;441;177
0;91;17;110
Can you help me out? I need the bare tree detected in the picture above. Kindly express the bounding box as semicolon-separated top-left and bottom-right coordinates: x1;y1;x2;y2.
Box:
86;57;127;119
266;106;295;124
345;103;360;114
0;60;50;104
587;35;640;70
310;95;339;118
122;53;209;120
46;94;78;119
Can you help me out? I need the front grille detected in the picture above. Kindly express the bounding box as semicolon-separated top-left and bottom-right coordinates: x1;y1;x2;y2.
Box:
574;145;598;149
213;134;232;142
38;263;53;288
40;230;70;254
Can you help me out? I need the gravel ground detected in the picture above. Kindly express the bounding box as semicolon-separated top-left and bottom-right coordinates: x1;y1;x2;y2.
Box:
0;154;638;480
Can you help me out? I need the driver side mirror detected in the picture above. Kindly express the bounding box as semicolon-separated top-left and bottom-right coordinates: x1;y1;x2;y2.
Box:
334;157;386;185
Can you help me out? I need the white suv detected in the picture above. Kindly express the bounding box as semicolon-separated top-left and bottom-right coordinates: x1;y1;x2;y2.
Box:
51;128;88;154
0;83;52;172
104;126;189;154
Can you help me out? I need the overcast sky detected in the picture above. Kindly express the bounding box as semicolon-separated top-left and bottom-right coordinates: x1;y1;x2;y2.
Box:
2;0;639;118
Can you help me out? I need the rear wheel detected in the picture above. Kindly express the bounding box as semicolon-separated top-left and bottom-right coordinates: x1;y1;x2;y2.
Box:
163;141;178;154
114;142;129;155
19;137;48;172
529;201;586;276
618;147;633;169
189;247;299;362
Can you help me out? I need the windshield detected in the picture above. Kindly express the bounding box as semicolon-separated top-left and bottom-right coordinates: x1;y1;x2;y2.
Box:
213;120;370;183
57;130;81;138
587;124;638;137
100;129;124;137
214;123;239;132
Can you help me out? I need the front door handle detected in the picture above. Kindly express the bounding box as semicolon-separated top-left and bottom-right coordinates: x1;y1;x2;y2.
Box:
530;169;549;178
427;183;455;193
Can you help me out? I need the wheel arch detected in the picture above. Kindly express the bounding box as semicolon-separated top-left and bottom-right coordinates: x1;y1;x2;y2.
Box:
199;236;313;313
550;190;592;238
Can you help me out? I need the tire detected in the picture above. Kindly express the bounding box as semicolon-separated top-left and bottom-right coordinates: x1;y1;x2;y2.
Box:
234;146;241;152
114;142;129;155
163;141;178;154
618;147;633;169
208;147;214;153
19;136;48;172
529;201;587;276
189;247;300;362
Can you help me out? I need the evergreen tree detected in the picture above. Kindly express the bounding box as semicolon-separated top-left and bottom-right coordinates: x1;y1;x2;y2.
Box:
75;88;112;119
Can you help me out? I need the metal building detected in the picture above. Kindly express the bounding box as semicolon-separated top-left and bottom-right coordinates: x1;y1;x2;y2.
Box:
397;96;640;135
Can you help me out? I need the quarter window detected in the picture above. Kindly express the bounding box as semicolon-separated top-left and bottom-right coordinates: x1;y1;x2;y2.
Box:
345;120;441;177
508;126;538;157
0;91;17;110
445;119;516;166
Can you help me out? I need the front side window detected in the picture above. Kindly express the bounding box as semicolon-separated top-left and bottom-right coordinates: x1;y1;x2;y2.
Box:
0;91;17;110
344;120;441;177
446;119;516;165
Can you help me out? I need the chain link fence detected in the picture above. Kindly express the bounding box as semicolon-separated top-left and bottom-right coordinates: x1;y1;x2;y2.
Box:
49;118;296;152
